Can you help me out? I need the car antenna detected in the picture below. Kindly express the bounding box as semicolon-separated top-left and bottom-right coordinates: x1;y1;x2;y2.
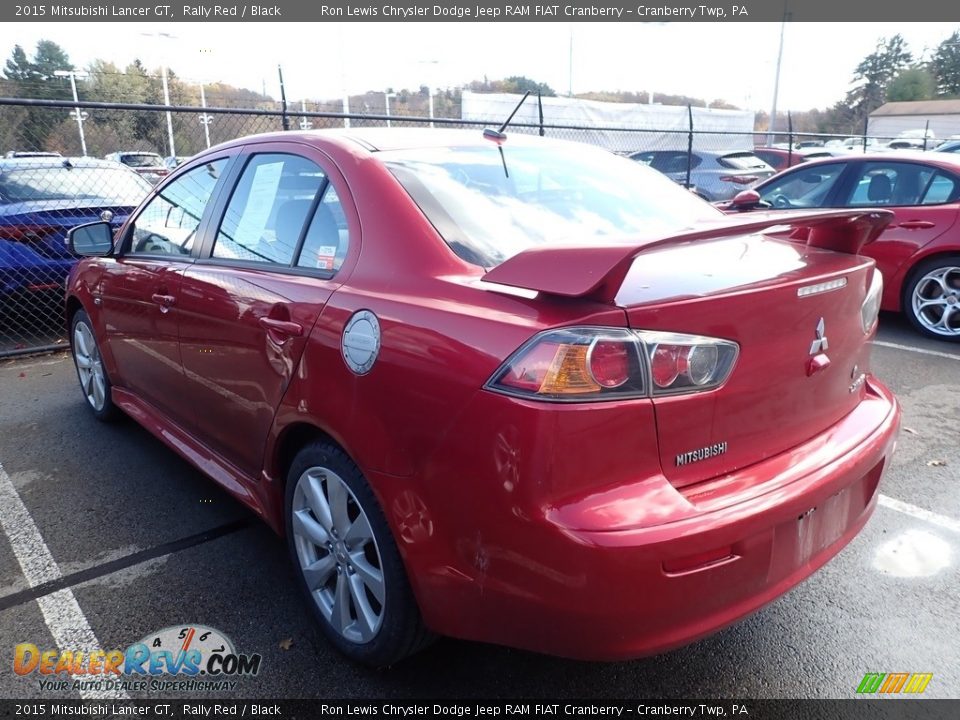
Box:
483;90;531;143
483;91;532;179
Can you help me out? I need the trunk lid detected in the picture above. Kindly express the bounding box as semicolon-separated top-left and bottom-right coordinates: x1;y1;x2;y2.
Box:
483;208;892;490
618;233;875;488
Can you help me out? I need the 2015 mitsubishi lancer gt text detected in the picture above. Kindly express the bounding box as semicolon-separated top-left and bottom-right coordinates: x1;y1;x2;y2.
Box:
65;128;901;666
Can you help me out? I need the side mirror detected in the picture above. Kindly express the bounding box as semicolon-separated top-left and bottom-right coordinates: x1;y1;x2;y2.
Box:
67;221;113;256
730;189;764;211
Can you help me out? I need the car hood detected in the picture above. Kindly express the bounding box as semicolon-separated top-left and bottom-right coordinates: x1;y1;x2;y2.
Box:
0;199;140;217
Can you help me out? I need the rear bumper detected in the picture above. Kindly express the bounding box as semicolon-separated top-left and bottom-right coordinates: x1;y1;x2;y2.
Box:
399;377;899;660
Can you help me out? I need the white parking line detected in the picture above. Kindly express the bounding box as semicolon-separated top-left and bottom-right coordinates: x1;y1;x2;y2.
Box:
0;462;127;700
872;340;960;362
879;494;960;534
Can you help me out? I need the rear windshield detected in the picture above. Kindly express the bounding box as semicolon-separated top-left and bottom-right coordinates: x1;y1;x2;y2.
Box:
718;153;770;170
121;154;163;168
0;166;152;204
383;144;720;268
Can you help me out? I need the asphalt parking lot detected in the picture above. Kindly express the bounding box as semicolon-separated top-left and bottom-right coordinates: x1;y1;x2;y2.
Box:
0;312;957;700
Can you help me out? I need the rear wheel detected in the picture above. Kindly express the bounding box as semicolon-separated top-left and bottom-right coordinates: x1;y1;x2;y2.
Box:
70;309;119;421
903;256;960;341
285;441;429;666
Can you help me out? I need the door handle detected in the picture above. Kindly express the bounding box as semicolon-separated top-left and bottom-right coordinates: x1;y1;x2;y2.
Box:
895;220;935;230
151;293;176;308
258;316;303;337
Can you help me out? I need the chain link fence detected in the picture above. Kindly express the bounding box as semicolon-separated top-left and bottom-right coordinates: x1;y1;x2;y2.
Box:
0;96;914;357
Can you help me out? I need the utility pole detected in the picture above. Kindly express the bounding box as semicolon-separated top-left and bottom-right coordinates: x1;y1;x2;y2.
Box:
54;70;88;156
768;4;789;145
299;100;313;131
199;83;212;149
160;64;175;157
278;65;290;131
140;32;177;157
384;91;396;128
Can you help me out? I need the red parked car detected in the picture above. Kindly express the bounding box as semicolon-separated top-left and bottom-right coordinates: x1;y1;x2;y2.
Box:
753;146;837;171
65;130;900;666
720;151;960;340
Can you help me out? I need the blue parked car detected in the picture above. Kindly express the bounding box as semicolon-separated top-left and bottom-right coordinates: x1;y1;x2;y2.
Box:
0;156;151;316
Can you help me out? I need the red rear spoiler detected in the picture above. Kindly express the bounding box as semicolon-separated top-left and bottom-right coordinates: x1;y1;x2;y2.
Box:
482;209;892;304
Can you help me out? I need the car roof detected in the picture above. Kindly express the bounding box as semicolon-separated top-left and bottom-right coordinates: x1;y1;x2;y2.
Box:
320;127;572;152
0;156;127;171
798;150;960;170
202;127;594;157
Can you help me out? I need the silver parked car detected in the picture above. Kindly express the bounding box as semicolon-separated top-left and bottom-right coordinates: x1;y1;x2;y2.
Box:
103;151;169;185
629;149;775;202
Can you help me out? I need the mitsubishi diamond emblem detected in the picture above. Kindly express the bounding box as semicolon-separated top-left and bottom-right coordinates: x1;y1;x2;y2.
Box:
809;317;829;356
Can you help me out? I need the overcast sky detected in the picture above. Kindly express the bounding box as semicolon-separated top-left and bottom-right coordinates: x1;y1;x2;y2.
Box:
6;22;957;111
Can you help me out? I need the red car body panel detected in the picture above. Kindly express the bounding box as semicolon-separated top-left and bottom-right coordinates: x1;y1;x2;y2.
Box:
66;130;901;660
723;152;960;313
865;204;960;311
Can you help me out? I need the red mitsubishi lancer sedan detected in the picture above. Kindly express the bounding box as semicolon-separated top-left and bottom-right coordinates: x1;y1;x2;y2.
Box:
65;129;900;666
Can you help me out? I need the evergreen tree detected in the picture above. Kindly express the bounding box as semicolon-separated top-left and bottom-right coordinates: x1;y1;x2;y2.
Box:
844;35;913;127
932;31;960;97
2;41;74;150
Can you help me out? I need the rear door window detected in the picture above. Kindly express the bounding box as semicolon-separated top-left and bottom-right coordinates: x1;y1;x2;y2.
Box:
212;153;326;265
295;185;350;273
920;172;960;205
632;151;701;174
841;162;935;207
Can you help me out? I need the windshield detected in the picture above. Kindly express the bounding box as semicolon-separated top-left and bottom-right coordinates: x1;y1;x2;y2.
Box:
0;166;152;204
384;143;720;267
718;153;770;170
121;154;164;168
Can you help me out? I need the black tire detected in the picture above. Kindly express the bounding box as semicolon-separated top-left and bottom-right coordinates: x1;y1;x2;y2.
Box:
902;255;960;342
285;441;430;666
70;309;120;421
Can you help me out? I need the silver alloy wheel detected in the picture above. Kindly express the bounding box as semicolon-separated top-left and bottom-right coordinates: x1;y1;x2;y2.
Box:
912;265;960;337
73;320;107;411
291;467;385;643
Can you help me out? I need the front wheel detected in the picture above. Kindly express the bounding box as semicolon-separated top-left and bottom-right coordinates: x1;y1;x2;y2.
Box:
285;441;430;666
903;256;960;341
70;309;119;421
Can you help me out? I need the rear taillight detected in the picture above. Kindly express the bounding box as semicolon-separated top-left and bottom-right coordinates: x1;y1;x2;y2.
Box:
487;327;738;402
720;175;758;185
0;225;60;242
640;332;738;395
489;328;645;401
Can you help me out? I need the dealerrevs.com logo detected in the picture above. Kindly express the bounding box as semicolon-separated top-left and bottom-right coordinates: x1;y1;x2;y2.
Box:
14;625;262;693
856;672;933;695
